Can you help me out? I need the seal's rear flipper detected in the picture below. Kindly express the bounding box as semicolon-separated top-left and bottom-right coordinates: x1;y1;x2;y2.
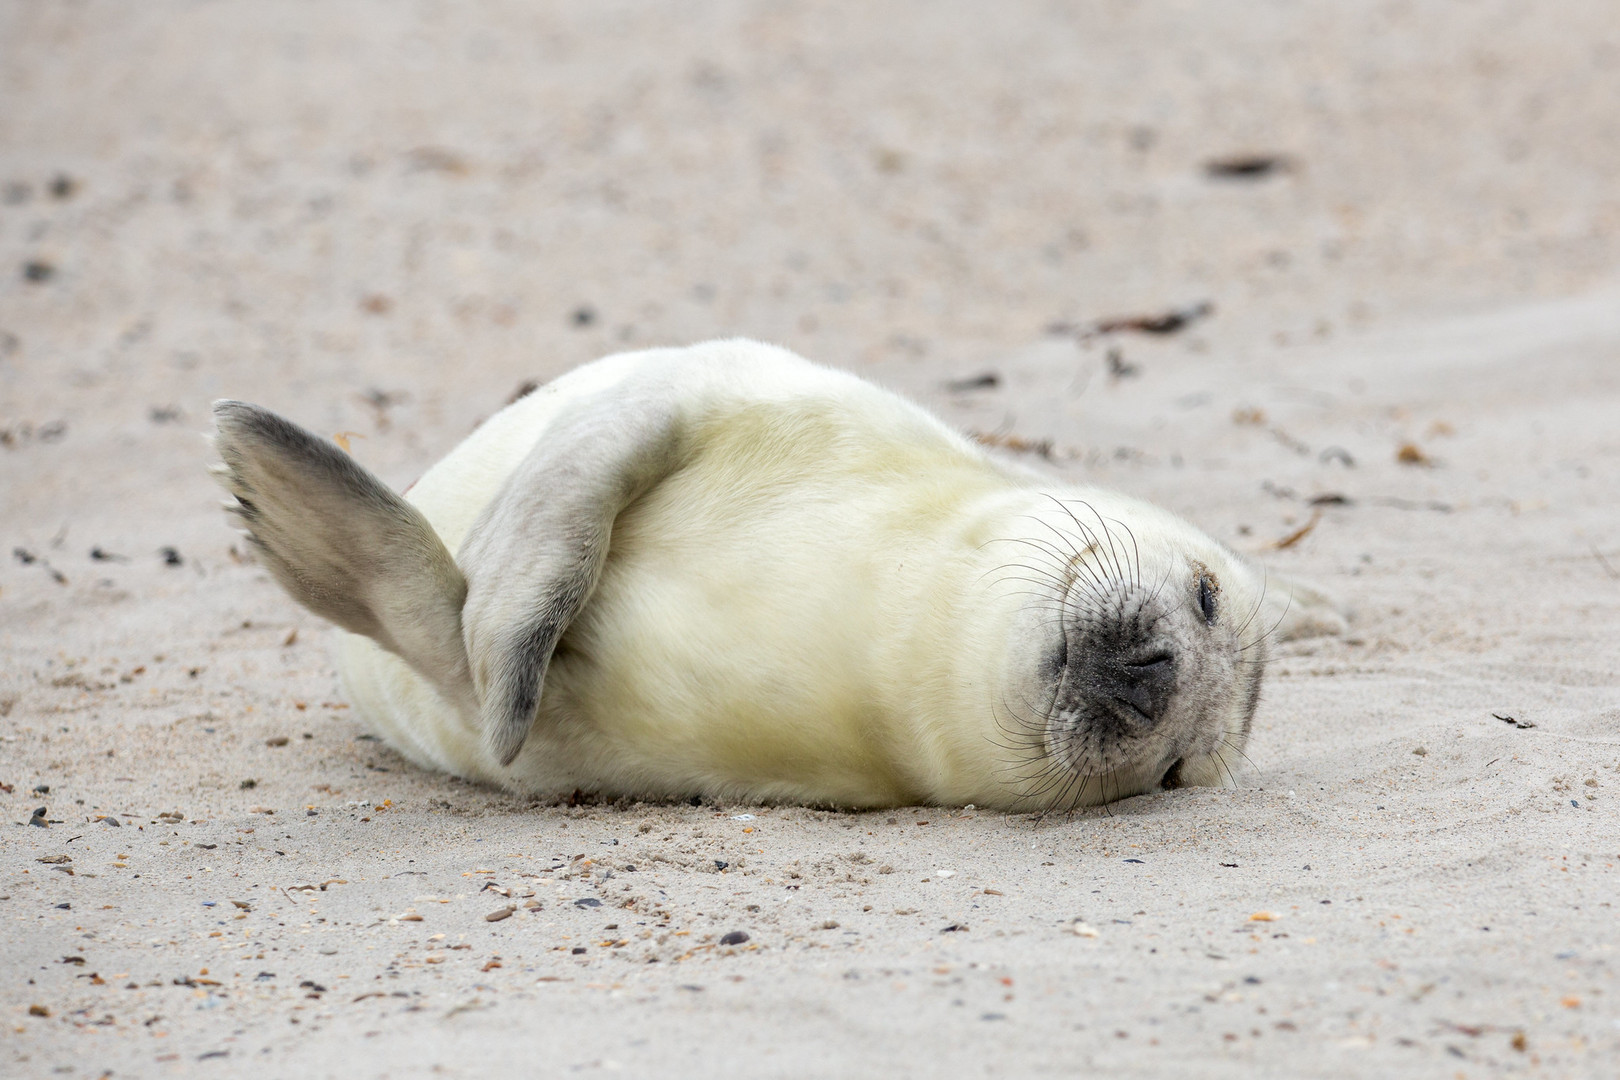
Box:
211;401;473;708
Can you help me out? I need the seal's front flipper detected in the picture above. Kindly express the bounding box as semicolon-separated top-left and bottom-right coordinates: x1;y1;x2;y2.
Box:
456;375;689;766
212;401;473;707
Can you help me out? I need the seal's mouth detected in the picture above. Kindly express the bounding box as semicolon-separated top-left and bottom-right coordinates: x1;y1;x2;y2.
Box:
1159;757;1186;790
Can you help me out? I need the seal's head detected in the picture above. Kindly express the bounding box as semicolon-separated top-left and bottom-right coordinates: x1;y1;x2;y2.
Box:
995;495;1270;809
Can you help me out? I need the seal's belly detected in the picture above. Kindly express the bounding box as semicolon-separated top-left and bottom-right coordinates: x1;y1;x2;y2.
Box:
543;480;922;806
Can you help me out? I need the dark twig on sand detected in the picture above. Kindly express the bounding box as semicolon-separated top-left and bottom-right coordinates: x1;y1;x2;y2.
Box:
1047;301;1214;342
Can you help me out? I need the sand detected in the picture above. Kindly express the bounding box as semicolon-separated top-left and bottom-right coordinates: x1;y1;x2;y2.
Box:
3;2;1618;1076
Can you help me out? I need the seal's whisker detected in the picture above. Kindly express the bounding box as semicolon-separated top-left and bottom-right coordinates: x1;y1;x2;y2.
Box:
1223;735;1260;774
981;557;1111;620
1095;770;1118;818
1051;497;1110;577
981;545;1075;590
1030;510;1116;596
1073;500;1130;589
1142;560;1176;613
988;696;1044;745
983;571;1065;593
1059;768;1091;815
982;558;1070;590
1014;509;1086;560
1020;755;1078;798
1234;566;1272;640
1000;569;1113;623
1239;596;1292;656
1062;770;1097;816
1110;516;1144;592
1030;771;1074;821
984;534;1076;564
1009;518;1115;603
988;717;1048;761
1033;762;1089;822
1235;567;1298;657
1211;742;1243;790
1021;746;1085;801
1041;496;1120;586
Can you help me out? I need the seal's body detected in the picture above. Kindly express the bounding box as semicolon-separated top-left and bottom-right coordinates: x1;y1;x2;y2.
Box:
214;341;1339;810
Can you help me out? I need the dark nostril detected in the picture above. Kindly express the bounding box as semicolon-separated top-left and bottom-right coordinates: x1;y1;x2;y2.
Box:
1108;650;1176;722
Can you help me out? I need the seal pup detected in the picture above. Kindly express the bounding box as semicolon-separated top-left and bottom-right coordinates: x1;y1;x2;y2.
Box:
212;339;1342;811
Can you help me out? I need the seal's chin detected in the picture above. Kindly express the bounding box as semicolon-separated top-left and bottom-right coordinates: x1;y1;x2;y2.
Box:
1035;666;1251;802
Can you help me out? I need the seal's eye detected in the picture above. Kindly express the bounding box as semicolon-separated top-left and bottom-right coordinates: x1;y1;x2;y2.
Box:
1197;574;1218;625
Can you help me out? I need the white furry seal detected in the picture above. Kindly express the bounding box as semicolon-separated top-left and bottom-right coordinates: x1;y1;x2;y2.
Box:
213;340;1339;811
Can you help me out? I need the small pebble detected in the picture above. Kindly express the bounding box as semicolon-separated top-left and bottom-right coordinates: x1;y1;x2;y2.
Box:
719;931;749;946
485;905;516;923
574;898;602;908
29;806;48;827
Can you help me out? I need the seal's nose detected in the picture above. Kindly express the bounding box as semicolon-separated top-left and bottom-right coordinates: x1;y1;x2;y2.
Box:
1106;651;1176;723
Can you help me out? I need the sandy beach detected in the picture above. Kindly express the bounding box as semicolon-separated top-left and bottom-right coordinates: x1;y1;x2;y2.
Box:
3;2;1618;1076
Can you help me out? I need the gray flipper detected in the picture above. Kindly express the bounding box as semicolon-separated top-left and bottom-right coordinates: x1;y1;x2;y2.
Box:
212;401;473;708
456;379;688;765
